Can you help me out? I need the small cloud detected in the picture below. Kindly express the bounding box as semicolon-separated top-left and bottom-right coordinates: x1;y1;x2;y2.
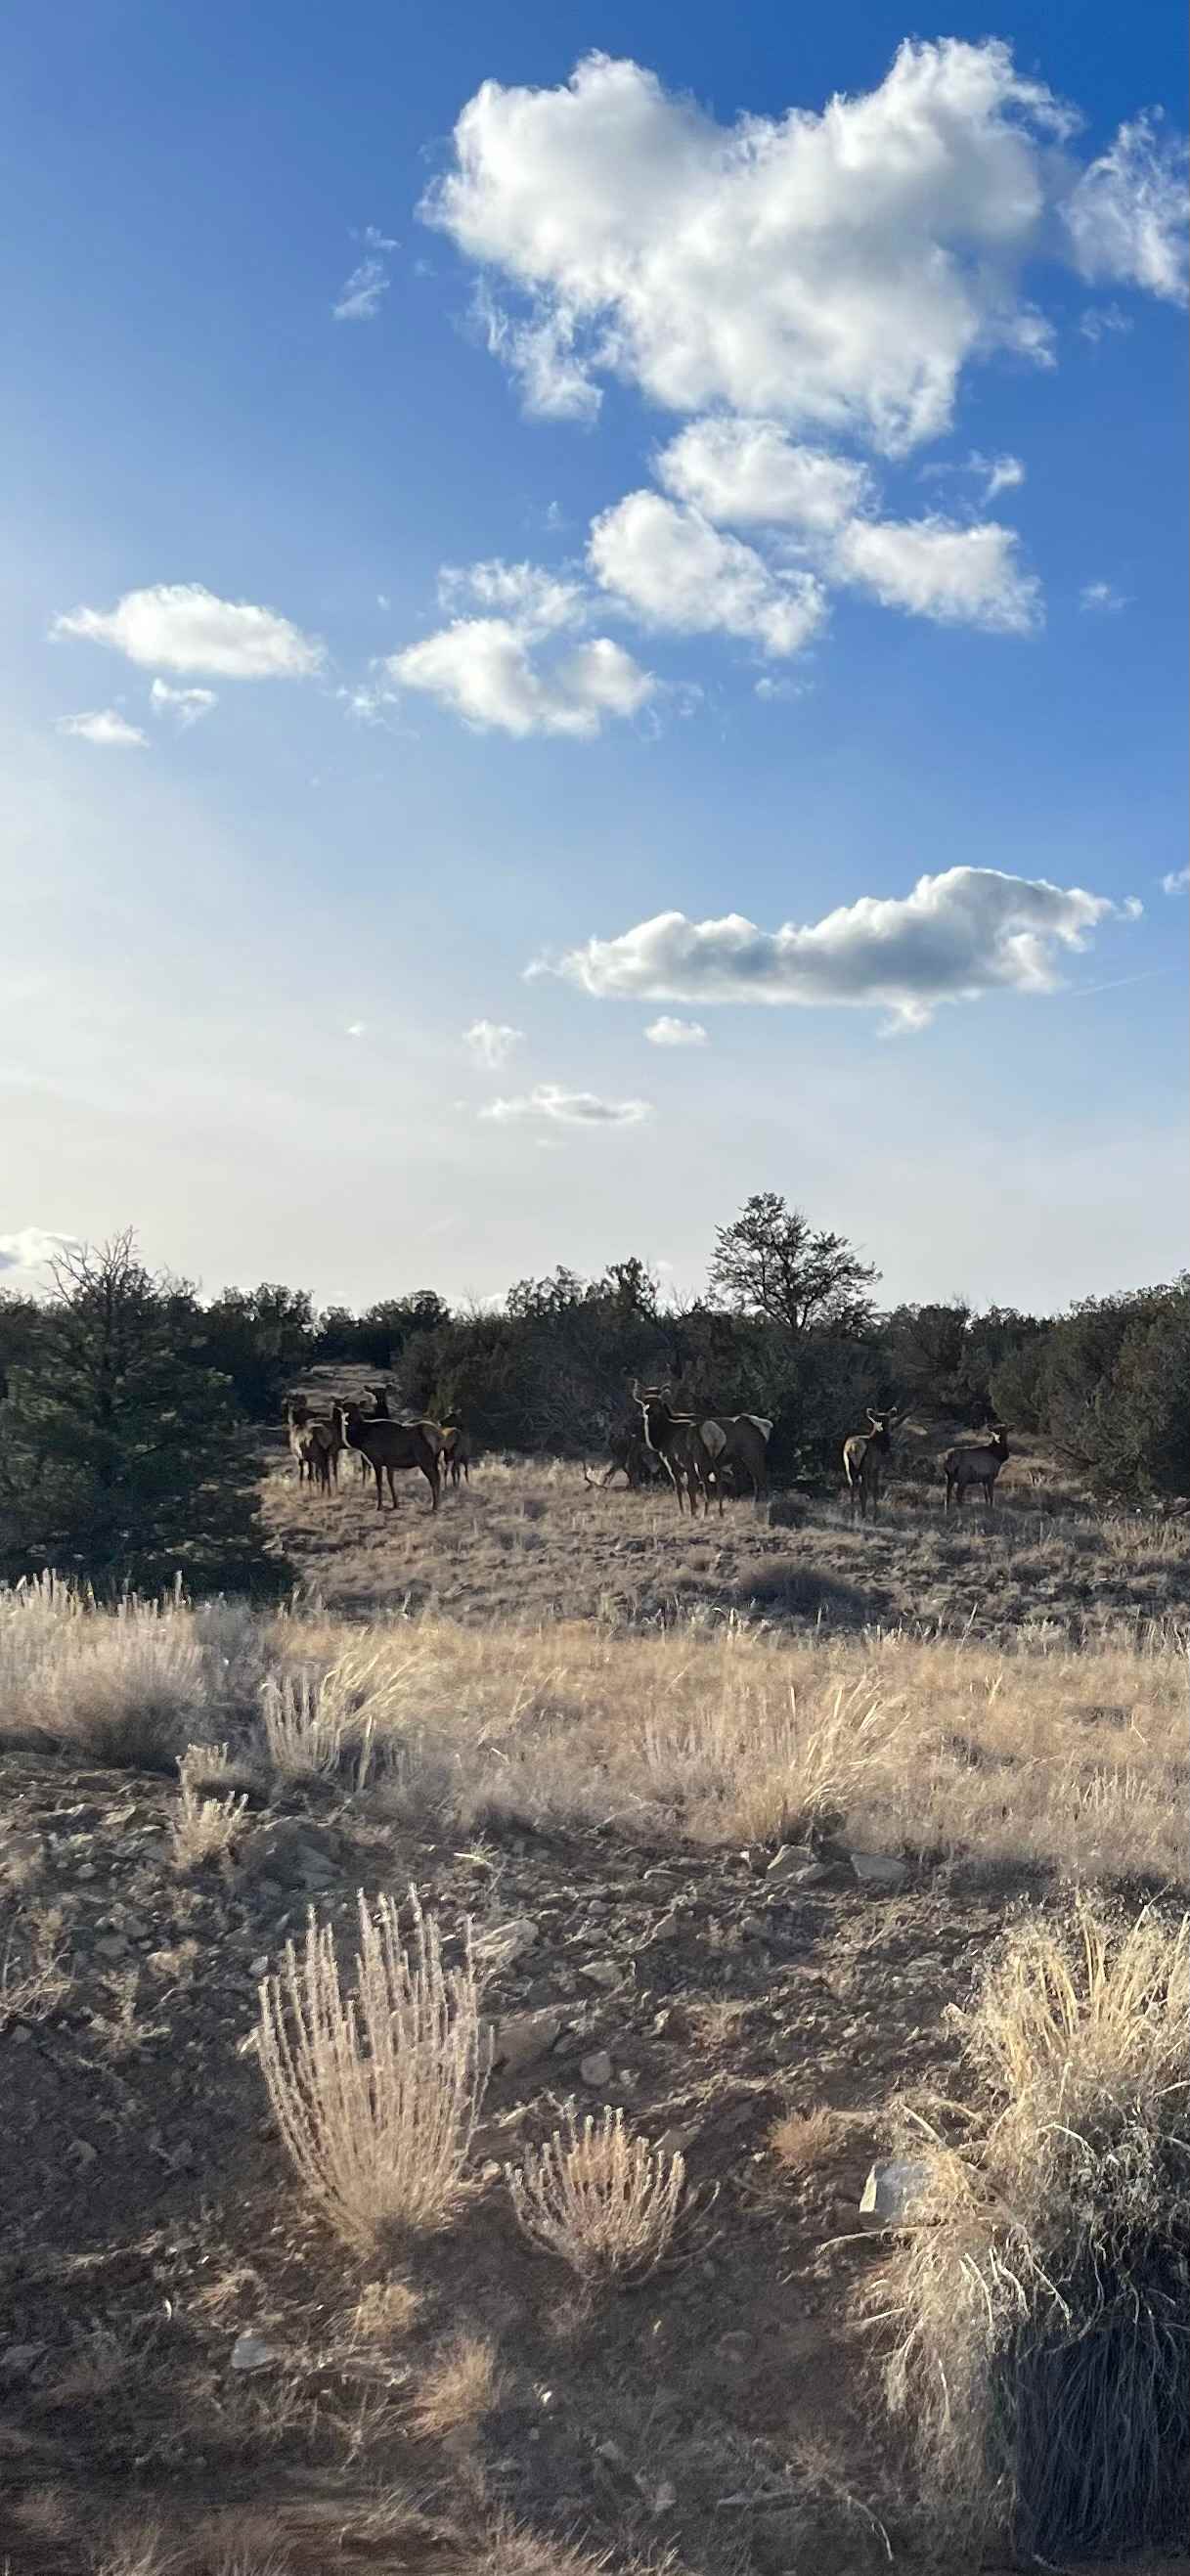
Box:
480;1082;650;1128
333;255;389;322
56;708;147;748
150;678;217;728
463;1019;524;1069
0;1225;83;1278
755;676;805;703
361;224;398;251
1080;301;1133;342
1162;866;1190;895
1080;579;1128;612
644;1015;708;1046
345;1021;368;1038
376;592;391;610
53;583;324;679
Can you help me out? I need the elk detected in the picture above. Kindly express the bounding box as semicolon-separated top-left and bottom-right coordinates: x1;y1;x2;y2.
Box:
332;1401;441;1513
700;1412;772;1509
285;1398;320;1487
583;1427;662;1491
631;1383;714;1517
842;1407;903;1522
440;1424;471;1487
944;1424;1010;1514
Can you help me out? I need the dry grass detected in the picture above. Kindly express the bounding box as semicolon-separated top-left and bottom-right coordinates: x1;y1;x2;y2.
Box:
507;2108;686;2286
410;2332;501;2439
0;1905;70;2033
170;1751;249;1872
255;1888;489;2251
769;2105;843;2172
874;1898;1190;2557
1;1566;1184;1887
348;2275;421;2343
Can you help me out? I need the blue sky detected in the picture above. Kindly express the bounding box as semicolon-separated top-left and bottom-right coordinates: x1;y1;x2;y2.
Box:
2;1;1186;1315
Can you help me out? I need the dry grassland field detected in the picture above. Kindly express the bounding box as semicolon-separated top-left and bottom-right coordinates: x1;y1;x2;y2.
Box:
1;1395;1187;2576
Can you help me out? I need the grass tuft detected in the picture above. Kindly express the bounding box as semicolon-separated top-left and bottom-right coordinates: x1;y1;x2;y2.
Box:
507;2107;686;2286
874;1897;1190;2557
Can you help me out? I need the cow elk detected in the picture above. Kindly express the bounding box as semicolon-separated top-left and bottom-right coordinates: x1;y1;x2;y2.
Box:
631;1383;714;1517
944;1425;1010;1514
332;1401;441;1514
440;1424;471;1487
700;1411;772;1509
842;1408;903;1522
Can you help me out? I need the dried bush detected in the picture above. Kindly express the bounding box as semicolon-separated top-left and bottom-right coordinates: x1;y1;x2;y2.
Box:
0;1906;69;2033
170;1748;249;1871
0;1579;207;1767
256;1888;488;2250
875;1899;1190;2558
411;2331;501;2438
507;2107;685;2285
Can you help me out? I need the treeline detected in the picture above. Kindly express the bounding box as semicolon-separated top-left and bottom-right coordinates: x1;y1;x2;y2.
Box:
1;1202;1187;1592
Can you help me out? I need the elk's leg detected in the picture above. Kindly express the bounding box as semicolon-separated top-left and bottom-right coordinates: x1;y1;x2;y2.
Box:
374;1461;384;1509
424;1462;440;1513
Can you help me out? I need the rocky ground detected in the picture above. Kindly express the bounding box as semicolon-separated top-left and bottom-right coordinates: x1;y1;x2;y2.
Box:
0;1736;1036;2575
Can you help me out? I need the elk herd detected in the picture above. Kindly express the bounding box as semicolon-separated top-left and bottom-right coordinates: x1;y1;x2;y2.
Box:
285;1383;1011;1522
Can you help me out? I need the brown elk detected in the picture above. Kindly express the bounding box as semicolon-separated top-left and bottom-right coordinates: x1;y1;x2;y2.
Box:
285;1398;320;1487
583;1426;663;1491
332;1400;441;1513
944;1425;1010;1513
631;1383;714;1517
440;1424;471;1487
842;1407;903;1521
700;1412;772;1509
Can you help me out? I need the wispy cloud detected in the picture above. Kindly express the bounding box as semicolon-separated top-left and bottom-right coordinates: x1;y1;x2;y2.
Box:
1162;865;1190;895
332;223;398;321
1080;579;1128;612
0;1226;83;1276
536;866;1134;1034
150;678;218;728
53;583;324;678
56;708;147;748
463;1019;524;1068
480;1082;651;1127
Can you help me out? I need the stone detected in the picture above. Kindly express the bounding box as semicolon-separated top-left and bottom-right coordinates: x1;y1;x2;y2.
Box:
579;2049;613;2088
850;1850;910;1891
654;2126;694;2161
738;1914;770;1941
649;2479;678;2514
0;2343;47;2381
764;1844;823;1886
493;2009;563;2075
474;1918;539;1970
230;2332;280;2374
248;1955;270;1980
859;2157;931;2219
94;1935;131;1962
67;2139;97;2170
578;1959;621;1990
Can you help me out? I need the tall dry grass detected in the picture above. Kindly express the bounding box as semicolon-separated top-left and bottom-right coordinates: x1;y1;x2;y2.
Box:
255;1888;489;2250
507;2108;686;2286
873;1899;1190;2557
0;1574;1183;1885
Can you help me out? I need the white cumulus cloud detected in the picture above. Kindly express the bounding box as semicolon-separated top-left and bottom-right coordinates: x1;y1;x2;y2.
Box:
387;618;653;736
644;1015;708;1046
421;43;1185;457
590;491;826;656
480;1082;650;1126
538;866;1129;1031
1062;113;1189;302
0;1226;83;1278
437;557;585;634
1161;866;1189;895
463;1019;525;1068
656;420;872;532
150;678;218;727
53;584;325;679
56;709;147;748
831;515;1041;633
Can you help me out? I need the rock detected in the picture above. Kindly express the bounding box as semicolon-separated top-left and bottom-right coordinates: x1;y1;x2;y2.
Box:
1;2342;47;2382
764;1844;821;1886
654;2126;695;2161
493;2009;563;2074
649;2479;678;2514
474;1918;539;1971
230;2332;280;2374
248;1955;271;1980
767;1858;833;1890
578;1959;621;1990
850;1850;910;1891
238;1822;342;1893
67;2139;97;2170
94;1935;131;1961
579;2049;614;2088
859;2157;931;2219
738;1914;770;1942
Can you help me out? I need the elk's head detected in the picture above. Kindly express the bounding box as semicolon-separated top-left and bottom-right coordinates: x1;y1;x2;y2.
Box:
631;1379;670;1448
865;1406;901;1448
988;1423;1009;1457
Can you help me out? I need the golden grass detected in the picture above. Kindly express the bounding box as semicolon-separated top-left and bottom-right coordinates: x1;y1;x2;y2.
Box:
255;1888;489;2251
507;2108;686;2286
873;1899;1190;2557
769;2106;843;2172
0;1559;1184;1885
169;1748;250;1871
410;2331;501;2439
